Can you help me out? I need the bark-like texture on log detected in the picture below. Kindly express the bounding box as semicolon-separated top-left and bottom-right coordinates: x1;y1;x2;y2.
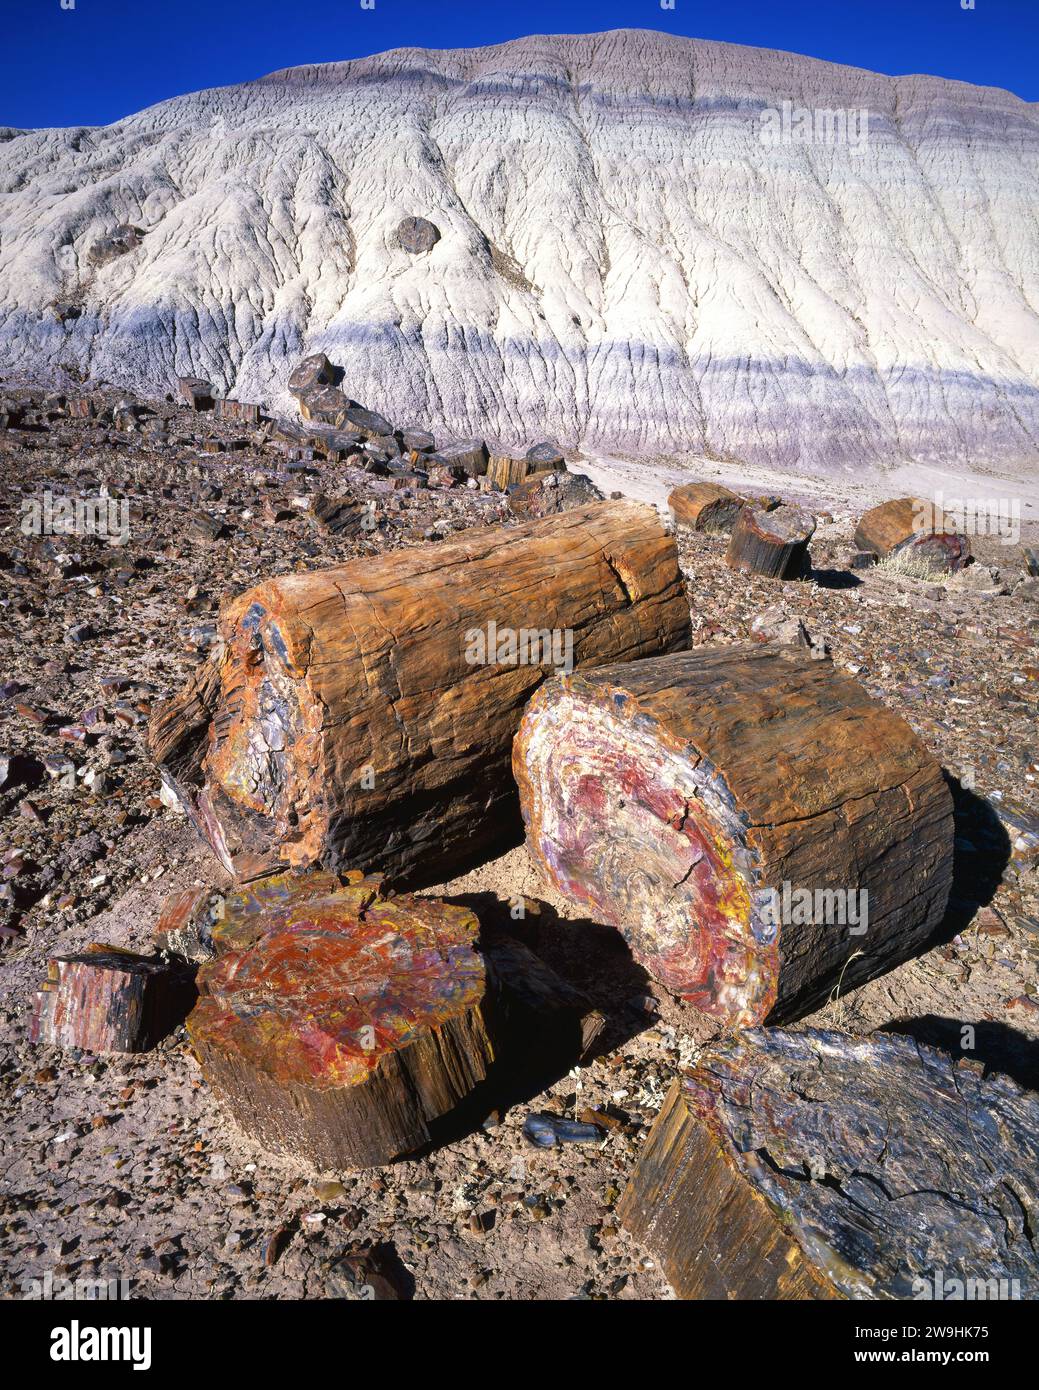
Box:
153;502;690;885
726;502;815;579
188;877;494;1169
668;481;744;533
854;497;971;572
31;947;196;1053
619;1028;1039;1300
513;645;953;1024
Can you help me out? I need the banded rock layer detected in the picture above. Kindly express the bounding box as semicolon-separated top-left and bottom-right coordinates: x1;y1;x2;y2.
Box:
1;29;1038;473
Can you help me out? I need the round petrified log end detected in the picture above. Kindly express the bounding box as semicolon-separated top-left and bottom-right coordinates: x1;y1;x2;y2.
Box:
397;217;441;254
187;875;493;1168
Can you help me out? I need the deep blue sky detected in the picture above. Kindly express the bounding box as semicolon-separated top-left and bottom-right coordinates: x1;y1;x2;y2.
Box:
3;0;1037;129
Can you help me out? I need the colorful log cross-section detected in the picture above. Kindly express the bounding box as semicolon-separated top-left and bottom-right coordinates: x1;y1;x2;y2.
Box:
619;1029;1039;1300
513;645;953;1025
187;876;495;1169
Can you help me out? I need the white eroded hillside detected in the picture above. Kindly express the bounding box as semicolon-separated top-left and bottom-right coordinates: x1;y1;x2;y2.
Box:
1;29;1038;475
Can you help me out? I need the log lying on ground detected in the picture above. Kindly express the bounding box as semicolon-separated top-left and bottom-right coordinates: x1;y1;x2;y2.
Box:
513;645;952;1025
188;879;493;1168
150;503;690;885
619;1028;1039;1300
854;497;970;572
31;946;196;1052
668;482;744;533
726;502;815;578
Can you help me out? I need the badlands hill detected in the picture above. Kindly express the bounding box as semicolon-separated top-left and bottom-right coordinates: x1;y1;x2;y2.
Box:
1;28;1038;475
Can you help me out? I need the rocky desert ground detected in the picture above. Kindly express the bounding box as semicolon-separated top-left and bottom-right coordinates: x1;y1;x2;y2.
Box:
0;383;1036;1300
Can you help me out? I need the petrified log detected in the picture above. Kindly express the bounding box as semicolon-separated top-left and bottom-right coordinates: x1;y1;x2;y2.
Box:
402;427;435;453
854;497;970;572
287;353;334;396
397;217;441;254
526;442;566;469
619;1028;1039;1300
31;946;196;1052
726;502;815;578
299;385;350;427
513;644;952;1024
437;439;487;476
188;879;493;1168
486;454;531;490
668;481;744;534
215;399;261;425
177;377;214;412
344;405;393;439
151;502;690;885
508;470;604;519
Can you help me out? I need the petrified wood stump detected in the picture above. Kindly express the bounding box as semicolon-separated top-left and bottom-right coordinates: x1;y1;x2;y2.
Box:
299;385;350;427
31;946;196;1053
150;502;690;885
513;645;953;1024
726;502;815;579
619;1028;1039;1300
188;879;494;1168
854;497;970;572
668;481;744;534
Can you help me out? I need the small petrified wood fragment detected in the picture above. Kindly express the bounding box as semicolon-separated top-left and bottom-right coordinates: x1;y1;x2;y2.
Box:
151;502;690;885
668;481;744;534
619;1028;1039;1300
726;502;815;579
854;497;970;573
187;880;494;1168
513;645;952;1024
31;946;196;1052
310;492;371;537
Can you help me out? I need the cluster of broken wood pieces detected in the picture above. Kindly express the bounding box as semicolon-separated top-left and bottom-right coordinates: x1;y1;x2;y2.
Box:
27;458;1039;1300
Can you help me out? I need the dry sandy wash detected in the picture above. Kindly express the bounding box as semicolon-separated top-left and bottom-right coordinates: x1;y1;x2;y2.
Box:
1;29;1038;478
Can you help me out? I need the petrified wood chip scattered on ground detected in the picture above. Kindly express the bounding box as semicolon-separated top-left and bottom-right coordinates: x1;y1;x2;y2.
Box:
31;945;197;1053
513;644;953;1025
619;1028;1039;1300
854;497;971;572
187;877;494;1169
149;502;691;886
667;481;745;534
725;501;815;579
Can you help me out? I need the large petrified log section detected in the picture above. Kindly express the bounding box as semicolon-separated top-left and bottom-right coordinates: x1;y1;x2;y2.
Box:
188;878;494;1168
668;481;744;534
150;503;690;885
185;873;598;1168
619;1028;1039;1300
725;502;815;578
854;497;970;572
513;645;953;1025
31;946;196;1052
